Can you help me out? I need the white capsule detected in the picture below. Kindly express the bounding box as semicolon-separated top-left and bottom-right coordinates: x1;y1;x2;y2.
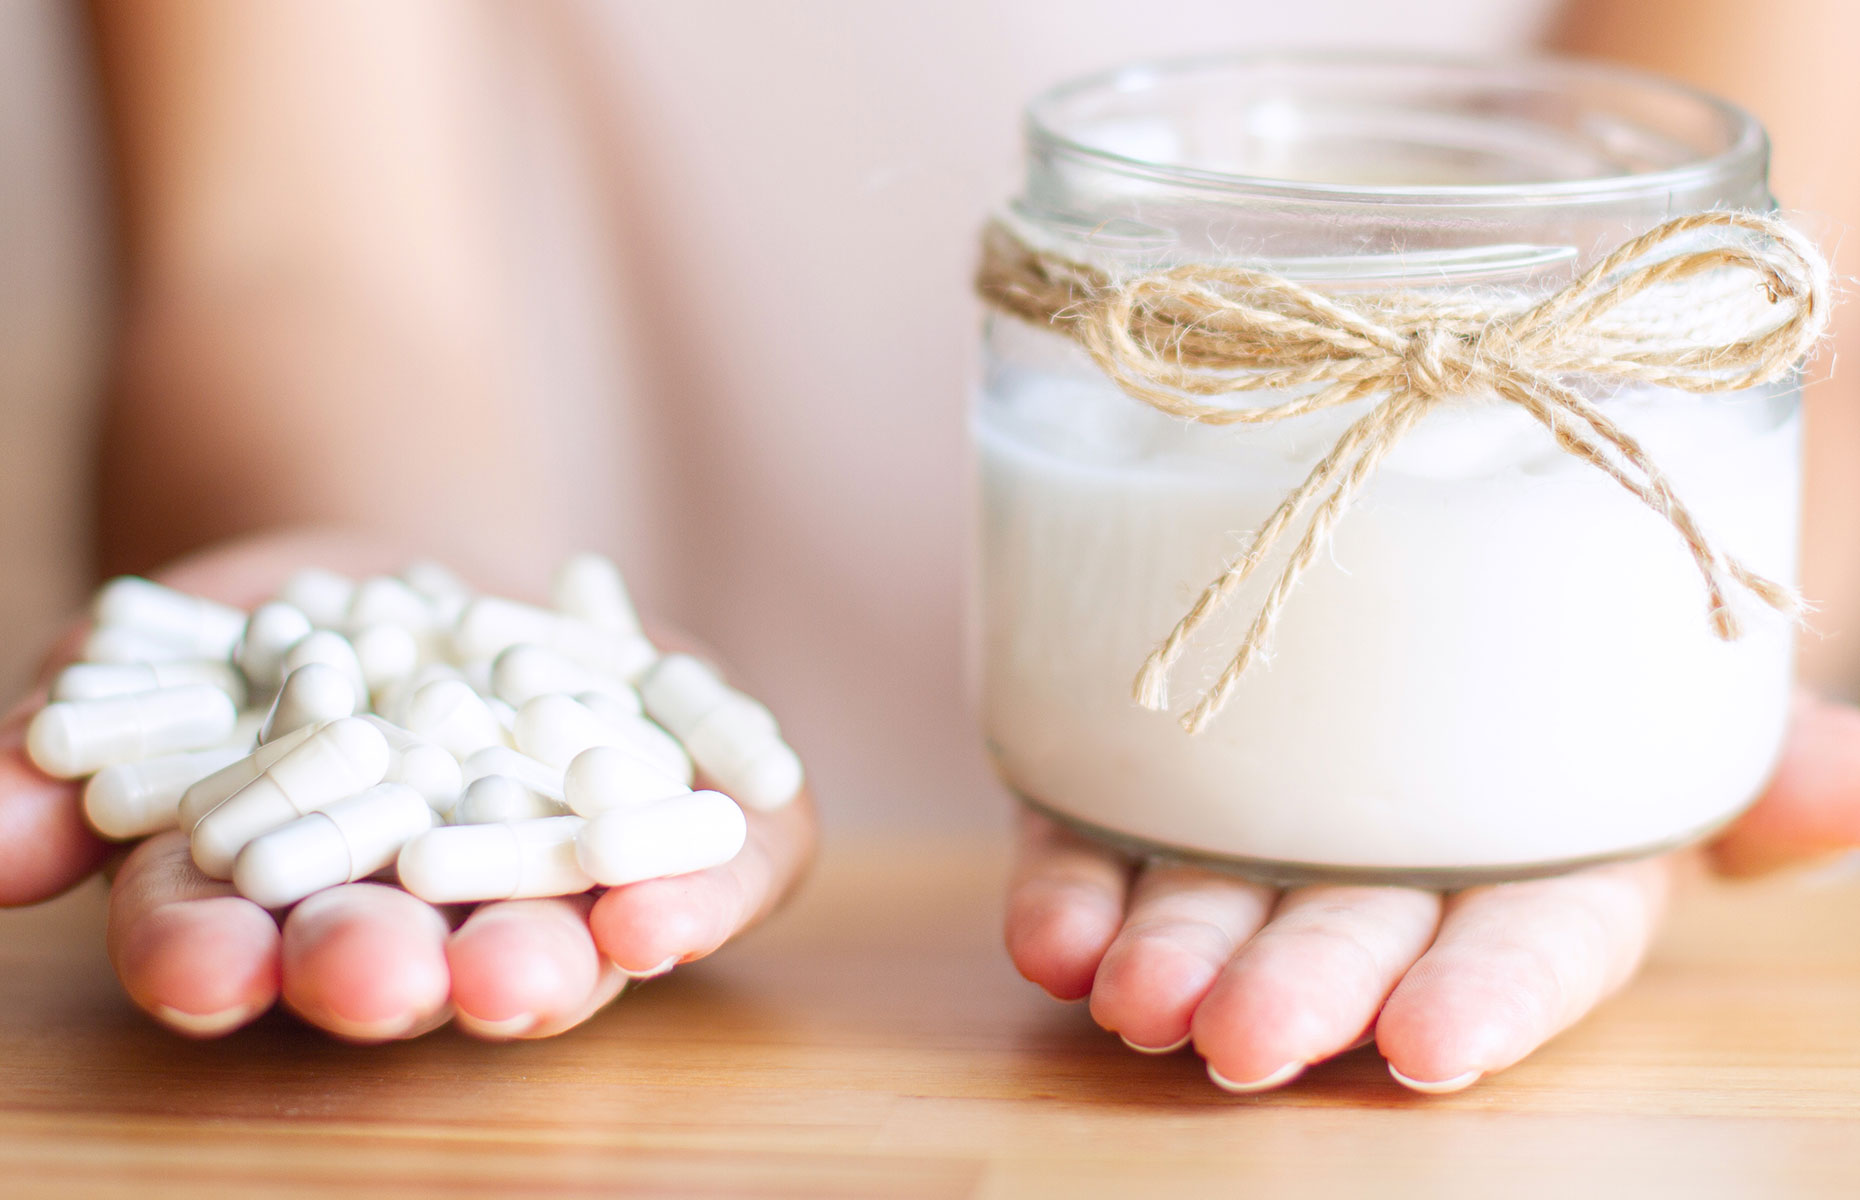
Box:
683;706;805;811
281;630;369;706
80;625;195;665
234;602;314;694
609;711;695;785
576;687;652;730
551;552;642;637
576;791;746;886
83;743;251;840
563;744;690;818
27;684;238;779
511;693;625;768
374;662;466;726
230;708;267;748
259;662;357;744
639;655;794;809
459;658;496;697
513;689;685;780
234;782;437;908
490;643;643;711
485;695;519;739
401;678;504;760
638;654;733;734
453;597;656;683
277;567;355;628
400;560;473;626
191;716;391;878
345;576;440;638
359;716;464;815
638;655;777;742
177;722;320;832
93;577;247;659
52;659;246;707
398;815;592;903
351;623;420;694
462;745;565;799
452;774;568;824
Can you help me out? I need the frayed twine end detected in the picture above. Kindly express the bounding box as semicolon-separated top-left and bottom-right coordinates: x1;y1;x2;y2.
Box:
1132;655;1171;711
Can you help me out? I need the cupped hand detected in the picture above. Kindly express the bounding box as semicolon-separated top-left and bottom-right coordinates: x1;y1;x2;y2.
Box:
0;530;816;1041
1004;693;1860;1093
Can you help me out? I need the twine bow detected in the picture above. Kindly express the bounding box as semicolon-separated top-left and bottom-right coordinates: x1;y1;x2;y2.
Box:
976;210;1832;734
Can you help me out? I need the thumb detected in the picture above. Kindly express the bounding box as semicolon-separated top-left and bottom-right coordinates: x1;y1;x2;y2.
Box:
0;695;108;905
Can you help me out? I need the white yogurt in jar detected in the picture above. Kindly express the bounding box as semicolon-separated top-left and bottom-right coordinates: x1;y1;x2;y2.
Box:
975;325;1800;880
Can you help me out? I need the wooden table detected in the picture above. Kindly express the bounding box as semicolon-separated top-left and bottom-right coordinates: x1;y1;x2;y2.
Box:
2;836;1858;1198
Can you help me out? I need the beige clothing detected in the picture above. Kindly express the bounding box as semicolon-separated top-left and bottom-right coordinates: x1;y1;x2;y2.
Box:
0;0;1560;830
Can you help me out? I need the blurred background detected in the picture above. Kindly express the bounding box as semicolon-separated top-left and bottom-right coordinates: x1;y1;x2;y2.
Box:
0;0;1853;835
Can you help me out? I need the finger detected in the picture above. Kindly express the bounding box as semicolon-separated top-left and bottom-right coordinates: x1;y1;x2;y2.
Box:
1376;857;1672;1093
280;883;453;1042
1085;863;1276;1054
0;699;111;906
449;895;625;1039
1191;886;1441;1091
1711;693;1860;876
588;789;817;975
106;832;280;1037
1002;809;1135;1002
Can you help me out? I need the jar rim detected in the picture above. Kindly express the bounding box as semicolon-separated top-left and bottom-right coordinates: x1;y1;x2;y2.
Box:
1024;52;1768;206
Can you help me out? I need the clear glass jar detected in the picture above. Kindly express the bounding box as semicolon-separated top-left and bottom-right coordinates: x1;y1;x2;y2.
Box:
973;55;1800;887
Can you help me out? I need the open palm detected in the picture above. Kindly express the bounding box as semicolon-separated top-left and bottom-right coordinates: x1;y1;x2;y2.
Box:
1005;694;1860;1091
0;531;816;1041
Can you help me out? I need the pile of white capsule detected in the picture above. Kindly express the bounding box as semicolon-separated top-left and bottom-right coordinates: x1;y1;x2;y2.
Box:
26;553;803;910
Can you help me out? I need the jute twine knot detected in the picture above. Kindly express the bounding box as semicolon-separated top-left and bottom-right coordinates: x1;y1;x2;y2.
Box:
1403;327;1481;395
975;210;1832;735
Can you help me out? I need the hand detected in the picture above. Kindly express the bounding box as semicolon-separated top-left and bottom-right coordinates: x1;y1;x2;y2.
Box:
1004;693;1860;1093
0;529;816;1041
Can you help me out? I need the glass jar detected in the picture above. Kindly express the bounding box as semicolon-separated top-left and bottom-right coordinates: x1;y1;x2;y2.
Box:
973;54;1802;887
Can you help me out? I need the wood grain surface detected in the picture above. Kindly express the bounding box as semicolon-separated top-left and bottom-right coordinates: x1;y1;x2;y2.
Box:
2;836;1858;1199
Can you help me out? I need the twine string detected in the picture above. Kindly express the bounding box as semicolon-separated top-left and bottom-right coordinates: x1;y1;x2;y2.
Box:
975;210;1832;734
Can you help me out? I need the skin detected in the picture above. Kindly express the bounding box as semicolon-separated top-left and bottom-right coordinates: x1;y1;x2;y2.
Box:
11;0;819;1040
1007;700;1860;1092
1006;0;1860;1093
1556;0;1860;693
23;0;1859;1078
5;530;816;1042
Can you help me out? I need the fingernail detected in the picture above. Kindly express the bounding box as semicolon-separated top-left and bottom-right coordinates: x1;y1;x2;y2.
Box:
317;1012;419;1043
458;1012;537;1039
620;954;679;980
1120;1033;1191;1055
1388;1063;1483;1094
155;1002;260;1038
1208;1060;1305;1094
